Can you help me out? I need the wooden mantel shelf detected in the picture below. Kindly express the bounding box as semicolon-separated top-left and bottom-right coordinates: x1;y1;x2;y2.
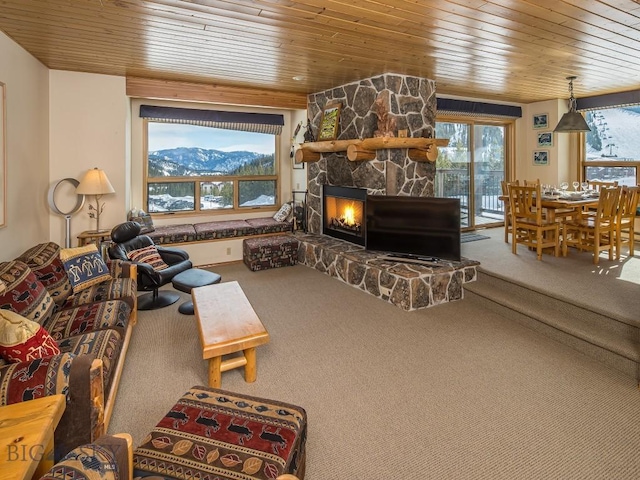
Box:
295;137;449;163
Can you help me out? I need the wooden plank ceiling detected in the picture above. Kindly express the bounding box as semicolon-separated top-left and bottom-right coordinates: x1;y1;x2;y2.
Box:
1;0;640;105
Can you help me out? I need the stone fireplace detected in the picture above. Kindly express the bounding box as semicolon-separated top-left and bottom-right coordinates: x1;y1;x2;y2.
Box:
306;73;437;235
295;72;480;311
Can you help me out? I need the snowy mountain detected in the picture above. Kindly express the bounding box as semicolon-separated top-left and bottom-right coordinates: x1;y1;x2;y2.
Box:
148;147;272;176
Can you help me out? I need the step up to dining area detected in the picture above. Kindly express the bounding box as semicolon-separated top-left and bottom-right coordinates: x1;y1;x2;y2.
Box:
466;269;640;384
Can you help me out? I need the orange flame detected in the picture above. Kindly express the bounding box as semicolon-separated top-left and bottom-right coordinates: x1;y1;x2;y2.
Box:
343;205;356;225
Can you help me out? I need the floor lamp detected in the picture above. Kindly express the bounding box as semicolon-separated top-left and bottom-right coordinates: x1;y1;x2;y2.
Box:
47;178;85;248
75;168;115;233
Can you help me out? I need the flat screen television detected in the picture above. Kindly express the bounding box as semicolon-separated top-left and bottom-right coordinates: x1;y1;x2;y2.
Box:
365;195;461;262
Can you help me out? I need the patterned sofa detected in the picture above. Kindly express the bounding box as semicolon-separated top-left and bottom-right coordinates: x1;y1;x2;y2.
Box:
147;217;293;246
38;433;132;480
0;242;137;460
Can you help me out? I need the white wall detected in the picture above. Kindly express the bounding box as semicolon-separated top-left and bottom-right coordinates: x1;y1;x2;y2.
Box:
519;99;575;185
49;71;128;247
290;109;309;192
0;31;50;260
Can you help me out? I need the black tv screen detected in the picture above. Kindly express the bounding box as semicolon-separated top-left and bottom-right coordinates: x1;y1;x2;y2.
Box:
365;195;461;262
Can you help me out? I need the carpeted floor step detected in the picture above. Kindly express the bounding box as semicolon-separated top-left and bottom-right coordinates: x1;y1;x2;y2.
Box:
466;269;640;381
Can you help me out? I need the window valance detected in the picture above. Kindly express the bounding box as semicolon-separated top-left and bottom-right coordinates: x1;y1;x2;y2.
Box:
139;105;284;135
437;98;522;119
576;89;640;111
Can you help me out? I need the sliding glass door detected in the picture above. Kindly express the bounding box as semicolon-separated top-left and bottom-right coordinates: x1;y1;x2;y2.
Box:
435;119;508;230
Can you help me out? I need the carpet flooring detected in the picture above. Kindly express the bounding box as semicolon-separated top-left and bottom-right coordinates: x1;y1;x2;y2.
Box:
109;242;640;479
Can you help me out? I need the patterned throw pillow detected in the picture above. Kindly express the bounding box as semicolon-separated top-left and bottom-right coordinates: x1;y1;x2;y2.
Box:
17;242;73;306
126;245;169;271
0;309;60;363
0;260;56;324
60;245;112;294
273;203;293;222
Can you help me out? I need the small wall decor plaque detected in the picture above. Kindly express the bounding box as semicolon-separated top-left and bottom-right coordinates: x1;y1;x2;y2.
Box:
533;113;548;129
537;132;553;147
318;102;341;141
533;150;549;166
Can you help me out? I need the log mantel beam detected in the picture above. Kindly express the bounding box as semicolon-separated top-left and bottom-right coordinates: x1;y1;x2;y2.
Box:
298;137;448;163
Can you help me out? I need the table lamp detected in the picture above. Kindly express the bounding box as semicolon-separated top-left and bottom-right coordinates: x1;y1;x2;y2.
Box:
75;167;115;233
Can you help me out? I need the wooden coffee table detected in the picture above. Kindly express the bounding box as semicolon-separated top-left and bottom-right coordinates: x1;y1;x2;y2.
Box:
192;281;270;388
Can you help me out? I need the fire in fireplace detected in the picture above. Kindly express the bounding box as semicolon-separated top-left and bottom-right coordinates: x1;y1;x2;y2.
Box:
322;185;367;246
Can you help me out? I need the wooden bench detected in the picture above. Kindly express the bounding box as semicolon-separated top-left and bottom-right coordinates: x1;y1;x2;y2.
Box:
192;281;270;387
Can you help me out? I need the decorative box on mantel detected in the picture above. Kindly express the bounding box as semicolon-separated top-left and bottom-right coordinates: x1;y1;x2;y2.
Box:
295;233;479;311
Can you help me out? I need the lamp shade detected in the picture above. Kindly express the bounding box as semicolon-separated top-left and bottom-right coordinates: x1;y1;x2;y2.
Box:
554;111;591;133
76;168;115;195
553;75;591;133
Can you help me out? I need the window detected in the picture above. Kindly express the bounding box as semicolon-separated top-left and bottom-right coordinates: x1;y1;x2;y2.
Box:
583;107;640;186
141;105;284;215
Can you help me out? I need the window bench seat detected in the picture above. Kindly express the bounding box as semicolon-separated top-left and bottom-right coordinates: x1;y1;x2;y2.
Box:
147;217;293;246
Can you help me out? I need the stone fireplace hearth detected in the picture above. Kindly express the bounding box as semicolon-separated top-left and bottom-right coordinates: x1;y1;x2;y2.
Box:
295;233;479;311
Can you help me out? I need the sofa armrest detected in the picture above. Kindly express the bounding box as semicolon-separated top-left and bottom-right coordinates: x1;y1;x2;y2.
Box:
0;353;106;462
38;433;133;480
95;433;133;480
108;259;137;281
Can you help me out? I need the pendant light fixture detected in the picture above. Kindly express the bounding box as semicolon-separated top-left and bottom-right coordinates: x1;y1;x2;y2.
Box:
554;76;591;133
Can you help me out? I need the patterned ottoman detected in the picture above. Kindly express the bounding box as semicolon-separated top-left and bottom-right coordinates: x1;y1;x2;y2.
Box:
243;235;299;271
133;386;307;480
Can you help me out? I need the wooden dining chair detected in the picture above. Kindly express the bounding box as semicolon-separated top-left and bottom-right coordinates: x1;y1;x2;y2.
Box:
508;182;560;260
589;180;618;192
614;186;639;259
562;186;621;264
501;180;515;243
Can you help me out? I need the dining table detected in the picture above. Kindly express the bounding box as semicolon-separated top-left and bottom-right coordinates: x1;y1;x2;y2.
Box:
499;194;600;223
539;196;600;222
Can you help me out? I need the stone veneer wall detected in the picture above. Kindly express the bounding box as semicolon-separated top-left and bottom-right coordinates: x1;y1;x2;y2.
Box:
306;73;437;234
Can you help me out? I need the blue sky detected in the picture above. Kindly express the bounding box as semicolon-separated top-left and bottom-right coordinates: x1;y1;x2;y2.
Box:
148;123;274;154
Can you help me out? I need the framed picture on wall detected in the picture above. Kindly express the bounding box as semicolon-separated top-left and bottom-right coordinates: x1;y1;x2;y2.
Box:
533;113;548;129
317;102;342;141
533;150;549;166
537;132;553;147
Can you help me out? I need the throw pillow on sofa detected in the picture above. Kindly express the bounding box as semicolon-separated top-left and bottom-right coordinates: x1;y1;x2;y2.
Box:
126;245;169;271
17;242;73;306
60;245;112;294
0;309;60;363
0;260;56;324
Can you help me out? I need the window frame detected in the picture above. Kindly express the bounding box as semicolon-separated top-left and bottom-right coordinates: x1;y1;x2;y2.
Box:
142;119;281;217
435;114;516;230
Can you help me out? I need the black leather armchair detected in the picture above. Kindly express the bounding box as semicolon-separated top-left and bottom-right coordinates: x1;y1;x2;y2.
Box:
108;221;192;310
